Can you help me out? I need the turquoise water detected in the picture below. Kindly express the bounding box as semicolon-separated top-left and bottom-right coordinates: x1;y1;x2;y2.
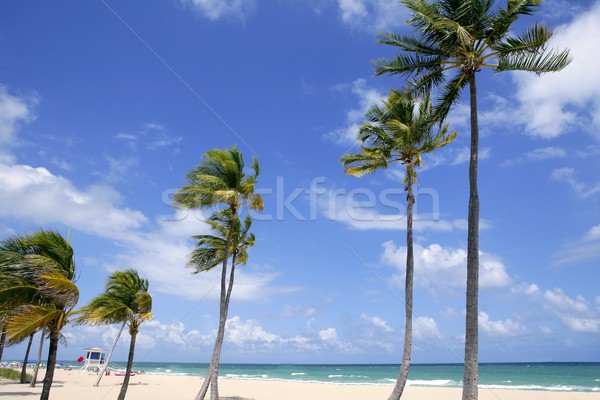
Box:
61;362;600;392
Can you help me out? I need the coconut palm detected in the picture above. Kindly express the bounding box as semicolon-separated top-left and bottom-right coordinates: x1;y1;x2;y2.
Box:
172;146;262;400
373;2;571;398
341;90;455;399
0;323;6;362
74;269;152;400
191;209;255;325
0;230;78;400
20;333;35;383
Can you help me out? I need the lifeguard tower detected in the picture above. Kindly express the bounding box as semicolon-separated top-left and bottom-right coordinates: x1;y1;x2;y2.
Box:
79;347;106;374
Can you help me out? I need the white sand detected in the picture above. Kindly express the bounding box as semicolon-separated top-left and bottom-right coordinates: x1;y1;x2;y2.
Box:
1;368;598;400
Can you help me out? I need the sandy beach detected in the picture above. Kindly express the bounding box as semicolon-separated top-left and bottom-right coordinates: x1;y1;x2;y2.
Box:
1;369;598;400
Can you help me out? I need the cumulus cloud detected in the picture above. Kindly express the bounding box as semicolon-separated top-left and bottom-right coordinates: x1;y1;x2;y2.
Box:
226;316;279;348
413;316;442;340
318;327;354;352
181;0;256;21
0;163;147;239
543;288;600;333
360;313;393;333
511;283;541;296
0;85;37;163
324;79;385;147
0;85;36;145
107;210;295;302
0;161;293;302
511;2;600;138
381;242;511;293
479;312;527;337
336;0;408;32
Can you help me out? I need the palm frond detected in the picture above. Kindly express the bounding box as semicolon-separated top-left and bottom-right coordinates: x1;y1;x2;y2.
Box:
497;48;571;73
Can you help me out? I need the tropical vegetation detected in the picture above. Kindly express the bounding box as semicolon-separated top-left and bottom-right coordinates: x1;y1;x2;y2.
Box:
373;1;571;398
341;90;455;399
0;366;31;381
172;146;263;400
74;268;153;400
0;230;78;400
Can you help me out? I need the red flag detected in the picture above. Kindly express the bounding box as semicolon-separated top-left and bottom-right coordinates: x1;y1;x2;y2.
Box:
77;356;84;362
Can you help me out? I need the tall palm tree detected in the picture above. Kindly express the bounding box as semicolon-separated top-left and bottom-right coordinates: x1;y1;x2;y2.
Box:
172;146;263;400
373;2;571;398
74;269;152;400
20;332;35;383
0;230;79;400
341;90;455;399
0;322;7;363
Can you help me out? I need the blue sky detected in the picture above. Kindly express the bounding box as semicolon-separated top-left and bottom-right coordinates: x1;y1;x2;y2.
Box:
1;0;599;365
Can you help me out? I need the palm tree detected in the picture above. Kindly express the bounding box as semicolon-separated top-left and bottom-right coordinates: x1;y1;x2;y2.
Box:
341;90;455;399
0;230;79;400
373;2;571;398
74;269;152;400
20;332;35;383
0;323;6;362
172;146;263;400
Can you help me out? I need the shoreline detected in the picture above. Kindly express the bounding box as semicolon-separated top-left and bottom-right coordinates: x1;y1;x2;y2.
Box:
1;369;598;400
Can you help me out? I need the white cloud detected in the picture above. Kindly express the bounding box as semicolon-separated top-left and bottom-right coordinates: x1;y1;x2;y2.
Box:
114;123;182;151
511;1;600;138
479;312;526;337
552;223;600;266
324;79;385;146
0;163;147;239
511;283;541;296
107;211;295;302
382;242;511;293
181;0;256;21
0;85;37;163
316;184;475;232
336;0;408;31
544;288;589;314
319;327;338;341
501;147;566;167
0;85;36;145
226;316;279;347
413;316;442;340
0;160;293;302
551;167;600;199
543;288;600;333
360;313;392;332
279;304;318;318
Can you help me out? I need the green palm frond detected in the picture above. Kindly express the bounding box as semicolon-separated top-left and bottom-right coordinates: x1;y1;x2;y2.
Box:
75;269;152;334
497;48;572;72
6;305;60;345
493;23;551;54
376;0;570;122
341;90;456;185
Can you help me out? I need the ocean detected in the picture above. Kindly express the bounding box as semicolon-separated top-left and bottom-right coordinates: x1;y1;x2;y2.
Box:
61;362;600;392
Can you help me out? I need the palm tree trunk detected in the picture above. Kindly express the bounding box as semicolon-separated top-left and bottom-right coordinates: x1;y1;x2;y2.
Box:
196;212;236;400
95;321;126;387
0;325;6;363
117;330;137;400
30;328;45;387
40;326;59;400
462;72;480;400
20;332;35;383
388;171;415;400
